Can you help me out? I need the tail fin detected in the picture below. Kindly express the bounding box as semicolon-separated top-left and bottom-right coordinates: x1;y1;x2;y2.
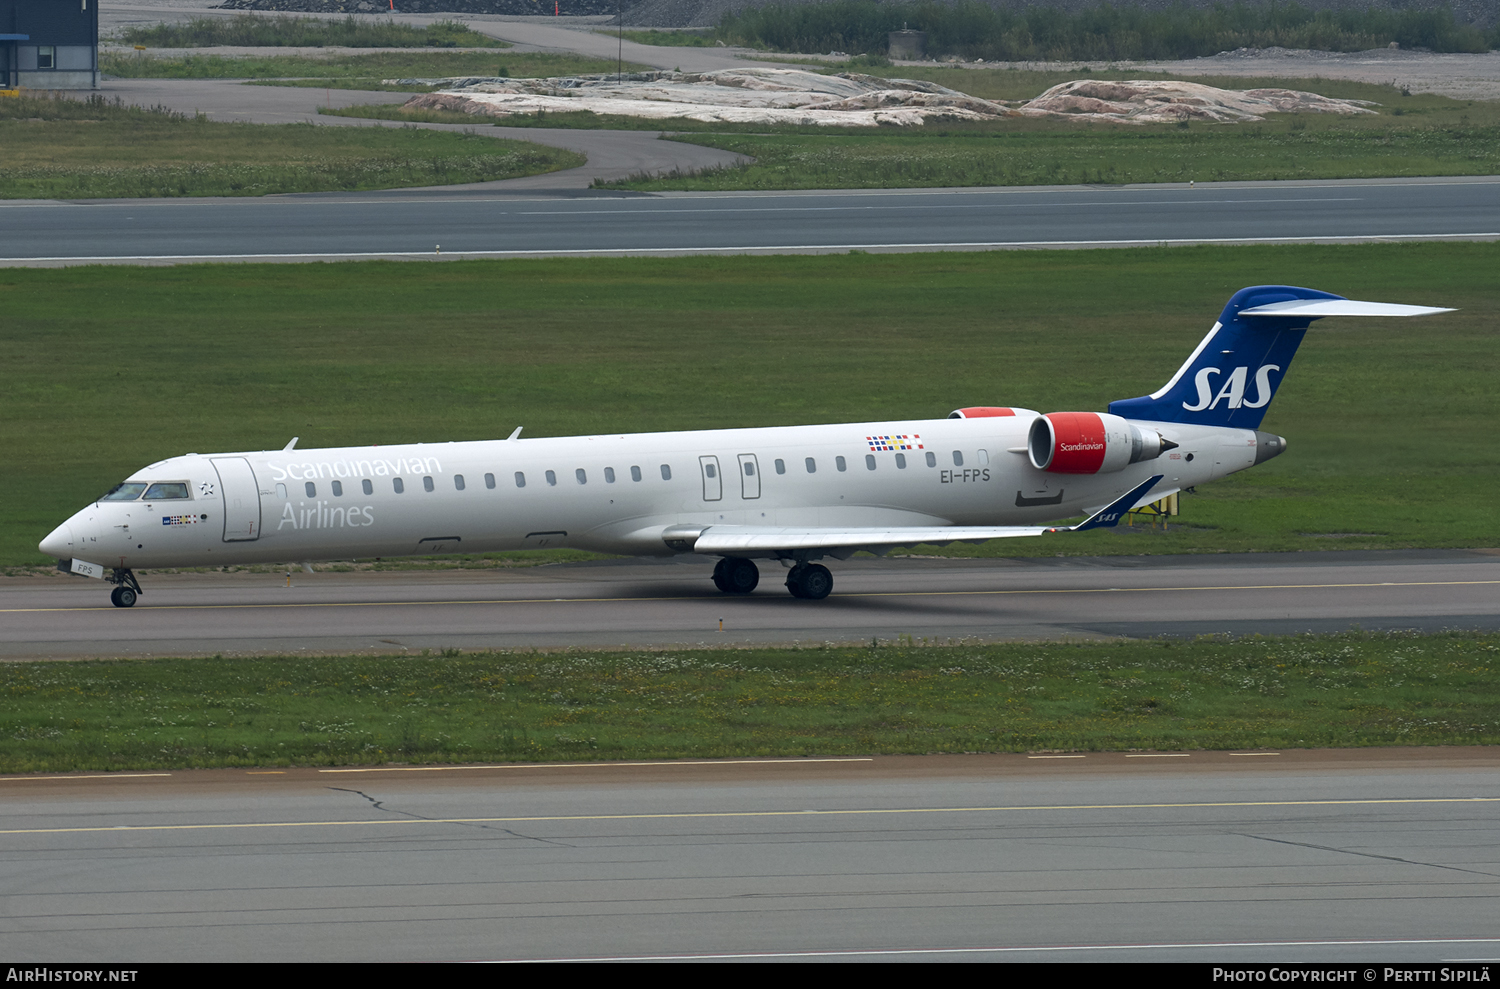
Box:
1107;286;1452;429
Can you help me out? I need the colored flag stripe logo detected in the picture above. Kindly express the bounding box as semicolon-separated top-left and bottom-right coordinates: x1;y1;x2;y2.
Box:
866;434;923;451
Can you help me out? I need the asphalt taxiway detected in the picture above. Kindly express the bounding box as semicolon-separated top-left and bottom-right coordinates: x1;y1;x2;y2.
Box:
3;549;1498;659
4;176;1497;266
3;748;1497;962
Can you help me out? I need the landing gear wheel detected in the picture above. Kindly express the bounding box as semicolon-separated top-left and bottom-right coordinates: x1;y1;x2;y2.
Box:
786;563;833;600
716;558;759;594
108;568;143;608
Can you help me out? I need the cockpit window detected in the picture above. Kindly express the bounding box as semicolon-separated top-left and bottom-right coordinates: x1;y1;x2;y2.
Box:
143;482;191;500
101;483;147;501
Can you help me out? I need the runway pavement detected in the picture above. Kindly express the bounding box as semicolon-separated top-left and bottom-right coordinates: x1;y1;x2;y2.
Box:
3;549;1498;659
3;748;1498;962
4;175;1498;266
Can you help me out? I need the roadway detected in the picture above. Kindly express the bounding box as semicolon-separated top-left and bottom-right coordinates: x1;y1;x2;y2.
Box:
3;549;1498;658
4;748;1498;962
4;176;1498;265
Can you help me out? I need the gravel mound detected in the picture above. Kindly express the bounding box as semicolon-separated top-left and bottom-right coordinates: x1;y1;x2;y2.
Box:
401;69;1380;126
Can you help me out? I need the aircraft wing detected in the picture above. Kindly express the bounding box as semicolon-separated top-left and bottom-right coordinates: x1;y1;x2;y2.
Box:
687;476;1162;556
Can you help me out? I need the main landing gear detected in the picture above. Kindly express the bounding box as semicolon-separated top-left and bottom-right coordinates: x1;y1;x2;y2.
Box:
712;558;834;600
108;568;142;608
785;563;833;600
712;557;760;594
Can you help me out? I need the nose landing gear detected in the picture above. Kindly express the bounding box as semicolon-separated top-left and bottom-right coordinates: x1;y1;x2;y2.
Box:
108;568;143;608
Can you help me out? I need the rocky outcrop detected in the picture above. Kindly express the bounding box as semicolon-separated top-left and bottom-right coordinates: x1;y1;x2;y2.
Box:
397;68;1378;126
1020;79;1379;122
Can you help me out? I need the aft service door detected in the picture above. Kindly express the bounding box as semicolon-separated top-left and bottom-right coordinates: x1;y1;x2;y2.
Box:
699;455;722;502
212;457;261;542
737;454;760;499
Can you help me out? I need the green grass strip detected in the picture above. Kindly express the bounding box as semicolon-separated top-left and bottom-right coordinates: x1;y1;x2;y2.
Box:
0;93;582;199
1;632;1496;773
117;15;509;50
100;50;635;81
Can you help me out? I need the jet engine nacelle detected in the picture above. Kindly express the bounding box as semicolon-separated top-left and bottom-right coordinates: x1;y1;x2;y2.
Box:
1028;412;1175;474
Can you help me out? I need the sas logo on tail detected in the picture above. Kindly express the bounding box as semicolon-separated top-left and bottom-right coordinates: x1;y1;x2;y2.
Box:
1183;365;1280;412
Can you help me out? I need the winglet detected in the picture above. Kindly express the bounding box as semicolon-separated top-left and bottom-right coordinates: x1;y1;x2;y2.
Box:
508;426;523;441
1051;475;1163;532
283;437;299;452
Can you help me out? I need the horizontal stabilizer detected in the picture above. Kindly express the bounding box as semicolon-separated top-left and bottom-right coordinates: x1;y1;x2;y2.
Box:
689;477;1161;556
1238;300;1454;317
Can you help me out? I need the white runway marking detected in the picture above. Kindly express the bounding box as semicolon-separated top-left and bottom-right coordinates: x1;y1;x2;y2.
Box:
4;231;1498;265
319;757;873;773
6;795;1497;835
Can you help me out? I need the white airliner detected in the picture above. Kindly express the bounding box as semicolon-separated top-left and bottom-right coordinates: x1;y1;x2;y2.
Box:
40;286;1450;607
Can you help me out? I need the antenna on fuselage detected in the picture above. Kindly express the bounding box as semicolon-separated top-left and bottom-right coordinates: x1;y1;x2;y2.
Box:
284;437;299;451
507;427;523;441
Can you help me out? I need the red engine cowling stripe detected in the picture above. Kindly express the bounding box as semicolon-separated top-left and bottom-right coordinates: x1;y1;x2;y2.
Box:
1047;412;1107;474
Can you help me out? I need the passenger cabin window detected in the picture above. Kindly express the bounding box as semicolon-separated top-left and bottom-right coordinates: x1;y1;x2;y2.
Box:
331;480;343;497
895;453;907;469
144;482;190;500
805;458;816;474
604;467;616;483
102;483;148;501
576;469;587;485
515;472;526;488
630;466;642;482
925;451;937;468
952;451;964;466
865;455;876;471
546;470;557;486
978;449;989;466
775;459;786;474
276;483;288;500
423;476;435;492
362;479;373;495
454;475;465;491
305;482;316;498
393;478;405;494
485;473;495;489
836;456;847;472
660;464;672;481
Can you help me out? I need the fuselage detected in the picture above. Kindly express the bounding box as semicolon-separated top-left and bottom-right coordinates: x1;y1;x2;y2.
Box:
40;413;1257;570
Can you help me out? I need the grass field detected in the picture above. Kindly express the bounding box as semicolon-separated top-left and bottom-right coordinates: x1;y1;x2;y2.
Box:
116;15;508;50
1;632;1494;772
605;75;1500;190
3;243;1497;568
0;93;582;199
100;50;638;83
325;72;1500;189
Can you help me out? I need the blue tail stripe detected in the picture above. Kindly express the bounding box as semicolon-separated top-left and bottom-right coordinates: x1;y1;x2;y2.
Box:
1108;285;1343;429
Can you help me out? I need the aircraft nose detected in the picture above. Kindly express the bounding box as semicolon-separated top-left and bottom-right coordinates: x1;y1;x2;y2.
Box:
39;523;75;560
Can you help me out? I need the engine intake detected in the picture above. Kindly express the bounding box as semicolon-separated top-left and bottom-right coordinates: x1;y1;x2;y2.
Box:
1028;412;1176;474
